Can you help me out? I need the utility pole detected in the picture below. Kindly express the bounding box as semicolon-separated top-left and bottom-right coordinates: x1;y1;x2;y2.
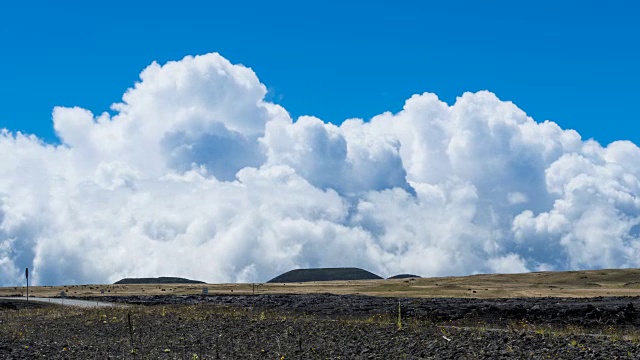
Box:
25;267;29;302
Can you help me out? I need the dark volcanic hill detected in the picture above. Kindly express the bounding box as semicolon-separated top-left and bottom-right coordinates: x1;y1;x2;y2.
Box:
114;277;206;285
267;267;382;283
387;274;421;279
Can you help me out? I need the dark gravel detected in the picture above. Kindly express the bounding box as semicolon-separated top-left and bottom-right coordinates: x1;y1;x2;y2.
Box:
0;299;56;311
1;294;639;359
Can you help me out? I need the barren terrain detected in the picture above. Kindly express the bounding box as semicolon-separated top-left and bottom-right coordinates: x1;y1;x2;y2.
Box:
2;294;640;359
3;268;640;358
4;268;640;299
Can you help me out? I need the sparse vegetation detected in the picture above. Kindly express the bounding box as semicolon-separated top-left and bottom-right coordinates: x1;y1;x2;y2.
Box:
1;299;640;359
396;301;402;331
4;268;640;357
7;268;640;299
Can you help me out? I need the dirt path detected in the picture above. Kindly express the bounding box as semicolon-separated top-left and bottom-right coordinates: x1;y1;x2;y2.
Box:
0;297;124;308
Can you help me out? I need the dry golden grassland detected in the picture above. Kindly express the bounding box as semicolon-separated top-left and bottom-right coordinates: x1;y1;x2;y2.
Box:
4;268;640;298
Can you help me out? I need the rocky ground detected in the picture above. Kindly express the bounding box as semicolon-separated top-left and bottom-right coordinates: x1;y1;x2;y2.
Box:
84;293;640;328
1;294;640;359
0;299;55;311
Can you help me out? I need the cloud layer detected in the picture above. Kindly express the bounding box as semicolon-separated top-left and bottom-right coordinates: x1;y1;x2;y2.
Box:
1;53;639;286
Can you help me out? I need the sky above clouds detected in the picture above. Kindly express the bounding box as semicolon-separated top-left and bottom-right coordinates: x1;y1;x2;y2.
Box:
0;1;639;285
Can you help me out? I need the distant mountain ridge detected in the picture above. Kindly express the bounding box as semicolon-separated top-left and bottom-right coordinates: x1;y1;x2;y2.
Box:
114;277;206;285
267;267;383;283
388;274;421;279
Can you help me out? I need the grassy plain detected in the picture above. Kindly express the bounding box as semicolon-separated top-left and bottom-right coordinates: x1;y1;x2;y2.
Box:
3;268;640;298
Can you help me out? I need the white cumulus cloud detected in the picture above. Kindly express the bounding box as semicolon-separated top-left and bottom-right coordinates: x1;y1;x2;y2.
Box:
1;53;639;286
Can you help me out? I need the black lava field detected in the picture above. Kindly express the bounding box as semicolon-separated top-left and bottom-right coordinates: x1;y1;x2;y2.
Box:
2;294;640;359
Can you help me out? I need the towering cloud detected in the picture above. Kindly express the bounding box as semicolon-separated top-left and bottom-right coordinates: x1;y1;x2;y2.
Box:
1;53;639;286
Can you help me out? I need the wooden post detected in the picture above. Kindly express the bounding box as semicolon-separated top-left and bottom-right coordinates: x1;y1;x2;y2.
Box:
25;268;29;302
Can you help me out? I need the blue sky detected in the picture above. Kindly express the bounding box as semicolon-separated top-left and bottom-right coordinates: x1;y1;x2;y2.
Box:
1;0;638;145
3;1;640;285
